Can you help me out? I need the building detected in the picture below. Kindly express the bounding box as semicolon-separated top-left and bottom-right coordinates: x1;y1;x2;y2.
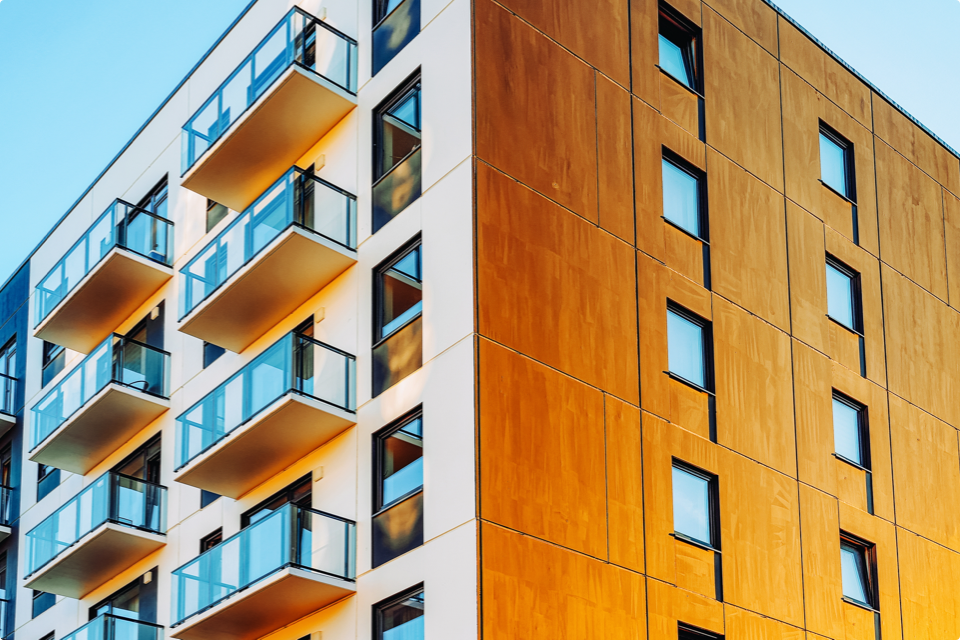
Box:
1;0;960;638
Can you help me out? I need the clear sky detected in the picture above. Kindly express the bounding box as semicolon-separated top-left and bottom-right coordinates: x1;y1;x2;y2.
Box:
0;0;958;282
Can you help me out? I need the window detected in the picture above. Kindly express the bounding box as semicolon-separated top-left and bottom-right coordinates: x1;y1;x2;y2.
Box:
89;570;158;623
826;257;861;332
373;411;424;567
0;338;15;414
840;535;876;609
820;124;855;200
373;0;421;75
672;462;717;548
373;75;422;232
678;624;723;640
240;475;311;528
205;199;228;233
41;341;64;388
833;393;869;468
114;434;161;484
659;5;699;90
200;529;223;553
375;586;424;640
37;463;59;502
373;240;423;397
200;490;220;508
667;305;712;390
137;176;169;219
662;154;704;238
32;591;55;618
202;342;226;368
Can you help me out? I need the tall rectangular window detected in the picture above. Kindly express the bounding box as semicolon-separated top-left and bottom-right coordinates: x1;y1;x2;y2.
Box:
659;5;700;90
0;338;15;414
826;257;861;332
820;124;855;200
137;176;169;219
833;393;869;468
662;154;705;238
205;199;228;233
37;463;59;502
373;411;424;567
41;341;64;388
373;0;420;75
373;75;422;233
373;239;423;397
840;535;876;609
667;304;712;390
33;591;55;618
375;587;424;640
672;461;718;548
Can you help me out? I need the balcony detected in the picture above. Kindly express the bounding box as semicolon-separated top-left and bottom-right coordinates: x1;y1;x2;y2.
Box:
0;486;14;543
25;471;167;598
175;331;355;498
180;8;358;212
179;168;356;352
30;334;170;475
171;503;355;640
63;614;163;640
0;373;15;434
34;200;173;354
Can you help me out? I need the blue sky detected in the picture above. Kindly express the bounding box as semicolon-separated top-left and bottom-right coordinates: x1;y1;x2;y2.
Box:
0;0;957;281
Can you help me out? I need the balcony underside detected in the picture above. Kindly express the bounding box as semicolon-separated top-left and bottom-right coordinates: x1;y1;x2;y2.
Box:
176;393;355;499
179;227;355;353
25;523;166;599
30;384;170;475
181;65;356;212
170;567;355;640
0;525;10;543
34;249;172;354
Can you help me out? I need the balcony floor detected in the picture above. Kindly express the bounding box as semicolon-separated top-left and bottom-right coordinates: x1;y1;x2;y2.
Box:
30;383;170;474
176;393;355;499
179;226;355;353
171;567;355;640
34;248;172;354
181;65;356;212
25;522;166;598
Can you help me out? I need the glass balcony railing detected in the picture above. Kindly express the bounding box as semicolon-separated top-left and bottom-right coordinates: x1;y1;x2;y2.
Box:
181;7;358;174
35;201;173;326
0;486;13;527
62;614;163;640
0;373;15;416
176;331;355;469
172;503;355;625
180;167;356;319
30;334;171;450
25;471;167;577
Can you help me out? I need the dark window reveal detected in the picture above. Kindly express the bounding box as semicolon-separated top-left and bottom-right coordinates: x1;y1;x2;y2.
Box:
820;124;855;201
372;411;424;567
41;341;65;388
667;304;713;391
826;256;862;333
659;5;700;90
373;240;423;396
373;75;422;232
840;535;877;610
375;586;424;640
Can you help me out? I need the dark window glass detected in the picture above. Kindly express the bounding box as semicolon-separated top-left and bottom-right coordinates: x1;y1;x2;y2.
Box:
89;570;157;623
240;475;311;528
37;464;59;502
373;76;422;232
662;156;703;237
373;0;420;75
205;199;229;233
32;591;55;618
833;394;868;468
41;341;64;388
373;412;424;567
659;7;699;89
826;257;861;332
202;342;226;368
200;490;220;508
200;529;223;553
137;177;169;220
840;536;876;609
667;306;711;390
820;125;854;200
375;587;424;640
373;240;423;397
678;625;723;640
114;435;161;484
672;462;717;548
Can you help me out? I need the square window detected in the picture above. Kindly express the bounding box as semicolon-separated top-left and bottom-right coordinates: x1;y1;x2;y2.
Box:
662;156;704;238
659;6;699;89
833;393;868;468
820;125;854;200
375;587;424;640
672;462;717;548
840;536;876;609
826;257;861;332
667;305;711;390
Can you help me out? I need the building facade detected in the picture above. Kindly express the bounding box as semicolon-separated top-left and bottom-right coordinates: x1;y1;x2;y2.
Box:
1;0;960;638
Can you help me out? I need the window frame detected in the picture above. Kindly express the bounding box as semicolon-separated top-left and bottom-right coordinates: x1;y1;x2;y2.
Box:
373;236;423;348
658;3;702;92
136;176;169;218
661;149;708;241
373;407;424;514
832;391;870;470
678;623;723;640
240;474;312;529
819;122;856;202
666;302;714;393
37;463;59;502
840;533;878;610
41;340;65;388
825;255;863;334
373;584;425;640
671;459;720;550
373;72;422;184
199;528;223;553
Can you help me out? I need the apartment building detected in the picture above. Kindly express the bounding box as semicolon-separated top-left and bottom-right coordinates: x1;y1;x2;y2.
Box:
1;0;960;638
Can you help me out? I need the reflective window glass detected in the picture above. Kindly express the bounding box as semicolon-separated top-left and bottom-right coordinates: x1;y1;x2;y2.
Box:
379;244;423;340
662;159;701;236
377;589;424;640
826;262;857;330
377;83;422;181
379;415;423;508
820;131;849;197
833;396;865;466
668;309;707;388
659;34;692;87
840;542;871;606
672;465;713;546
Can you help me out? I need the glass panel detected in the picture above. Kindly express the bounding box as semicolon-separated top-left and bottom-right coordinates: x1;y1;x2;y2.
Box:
373;316;422;398
0;374;15;415
181;8;358;172
372;492;423;568
171;504;355;625
25;472;167;576
61;614;163;640
659;34;692;87
0;486;12;526
840;543;869;605
372;0;421;75
381;417;423;506
833;398;863;466
373;147;421;233
380;246;422;339
667;310;706;388
662;159;700;236
30;335;170;450
176;332;356;468
379;590;425;640
672;466;711;545
179;168;356;318
826;263;856;329
820;132;848;197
